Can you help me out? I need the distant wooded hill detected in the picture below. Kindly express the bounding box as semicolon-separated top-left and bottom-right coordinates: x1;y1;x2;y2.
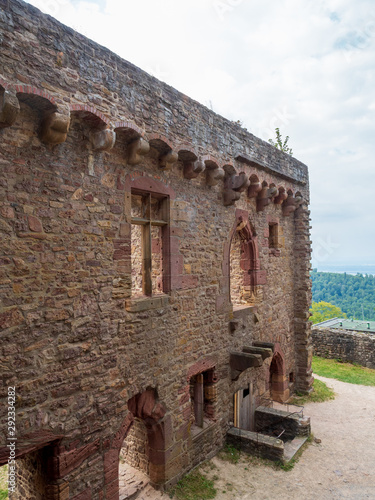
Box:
311;270;375;321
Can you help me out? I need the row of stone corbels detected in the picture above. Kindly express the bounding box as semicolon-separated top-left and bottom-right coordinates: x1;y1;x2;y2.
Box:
0;81;303;215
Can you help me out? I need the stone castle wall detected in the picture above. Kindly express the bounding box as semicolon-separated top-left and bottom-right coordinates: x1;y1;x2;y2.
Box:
312;327;375;368
0;0;312;498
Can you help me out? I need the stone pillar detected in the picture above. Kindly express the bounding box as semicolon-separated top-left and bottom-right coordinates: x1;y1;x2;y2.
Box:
293;205;314;393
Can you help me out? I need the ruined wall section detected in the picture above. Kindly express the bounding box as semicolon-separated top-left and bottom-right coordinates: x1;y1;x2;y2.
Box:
0;0;312;496
312;327;375;369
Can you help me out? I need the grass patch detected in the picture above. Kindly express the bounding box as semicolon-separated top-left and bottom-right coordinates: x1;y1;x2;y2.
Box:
312;356;375;386
169;471;216;500
289;378;335;405
0;464;8;500
217;444;241;464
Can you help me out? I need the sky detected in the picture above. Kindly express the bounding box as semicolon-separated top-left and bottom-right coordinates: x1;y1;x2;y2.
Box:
24;0;375;268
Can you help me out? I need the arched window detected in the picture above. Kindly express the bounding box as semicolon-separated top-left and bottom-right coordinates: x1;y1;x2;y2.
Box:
229;213;265;307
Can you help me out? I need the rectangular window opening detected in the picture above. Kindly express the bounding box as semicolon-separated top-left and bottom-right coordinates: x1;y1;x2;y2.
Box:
189;369;217;430
131;190;169;297
269;223;278;249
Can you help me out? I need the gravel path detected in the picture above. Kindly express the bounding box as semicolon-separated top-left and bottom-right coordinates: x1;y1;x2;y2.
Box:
135;375;375;499
206;375;375;500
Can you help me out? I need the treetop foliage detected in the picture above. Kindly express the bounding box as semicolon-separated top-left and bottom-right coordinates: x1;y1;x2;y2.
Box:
309;301;346;324
311;270;375;321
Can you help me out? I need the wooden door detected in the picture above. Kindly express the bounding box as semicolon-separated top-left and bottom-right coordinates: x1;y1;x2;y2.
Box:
234;385;253;431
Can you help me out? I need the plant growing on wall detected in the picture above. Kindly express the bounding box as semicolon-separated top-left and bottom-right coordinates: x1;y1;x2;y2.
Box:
268;127;293;155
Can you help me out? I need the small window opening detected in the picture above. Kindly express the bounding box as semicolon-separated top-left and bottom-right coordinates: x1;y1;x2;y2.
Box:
269;223;278;249
289;372;294;383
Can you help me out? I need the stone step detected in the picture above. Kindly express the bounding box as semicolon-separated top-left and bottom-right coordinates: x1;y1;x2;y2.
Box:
252;341;275;352
243;345;273;360
283;436;308;463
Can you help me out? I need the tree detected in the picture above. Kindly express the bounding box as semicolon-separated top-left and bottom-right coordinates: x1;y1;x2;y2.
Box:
309;301;347;324
268;127;293;155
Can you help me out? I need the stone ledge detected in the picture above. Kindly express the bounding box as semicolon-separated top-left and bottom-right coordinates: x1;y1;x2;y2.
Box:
125;295;169;312
232;305;257;318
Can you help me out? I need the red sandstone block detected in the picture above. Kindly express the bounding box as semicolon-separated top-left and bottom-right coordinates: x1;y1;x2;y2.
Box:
105;480;120;499
113;249;128;260
170;255;183;276
169;236;180;254
147;422;166;450
235;208;248;220
179;390;190;406
152;238;161;253
57;439;100;478
170;226;184;237
111;413;133;450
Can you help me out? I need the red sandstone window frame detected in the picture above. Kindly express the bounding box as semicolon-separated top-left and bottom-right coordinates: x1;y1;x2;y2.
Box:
130;188;170;297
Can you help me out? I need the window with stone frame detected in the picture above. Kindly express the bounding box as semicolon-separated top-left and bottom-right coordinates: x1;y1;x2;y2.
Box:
189;369;217;430
131;190;170;297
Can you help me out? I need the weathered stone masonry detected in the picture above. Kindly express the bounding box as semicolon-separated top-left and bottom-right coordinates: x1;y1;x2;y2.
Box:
0;0;312;498
312;327;375;369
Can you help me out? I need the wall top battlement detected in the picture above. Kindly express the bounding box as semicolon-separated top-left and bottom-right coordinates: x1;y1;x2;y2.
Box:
0;0;308;190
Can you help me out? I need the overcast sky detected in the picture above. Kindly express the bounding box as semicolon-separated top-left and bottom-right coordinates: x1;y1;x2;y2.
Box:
24;0;375;268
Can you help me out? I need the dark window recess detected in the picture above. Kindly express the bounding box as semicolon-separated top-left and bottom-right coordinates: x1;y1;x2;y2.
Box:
189;369;217;428
269;223;278;249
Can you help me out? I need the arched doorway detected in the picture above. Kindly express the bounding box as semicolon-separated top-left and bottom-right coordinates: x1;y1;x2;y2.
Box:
118;388;168;497
0;436;63;499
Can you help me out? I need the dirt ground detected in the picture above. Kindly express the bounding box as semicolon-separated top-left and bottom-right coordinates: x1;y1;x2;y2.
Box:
147;374;375;500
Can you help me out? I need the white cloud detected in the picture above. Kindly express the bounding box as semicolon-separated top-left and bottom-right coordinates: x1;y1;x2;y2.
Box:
24;0;375;268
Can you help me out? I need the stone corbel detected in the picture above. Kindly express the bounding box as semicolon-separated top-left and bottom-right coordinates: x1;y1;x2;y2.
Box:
274;188;288;205
282;193;303;216
223;189;241;206
89;128;116;151
40;105;70;145
0;90;20;128
248;179;262;198
206;166;225;186
159;150;178;170
256;186;278;212
127;137;150;165
223;166;250;206
183;159;205;179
